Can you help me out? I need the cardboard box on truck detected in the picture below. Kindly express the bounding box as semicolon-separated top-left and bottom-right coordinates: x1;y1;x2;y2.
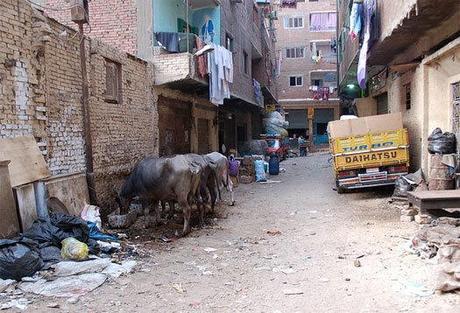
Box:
328;113;403;139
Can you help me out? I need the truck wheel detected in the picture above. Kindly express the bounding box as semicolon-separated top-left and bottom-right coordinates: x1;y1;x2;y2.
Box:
337;186;346;194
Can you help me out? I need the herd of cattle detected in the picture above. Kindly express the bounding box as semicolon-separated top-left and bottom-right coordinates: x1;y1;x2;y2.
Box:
117;152;234;236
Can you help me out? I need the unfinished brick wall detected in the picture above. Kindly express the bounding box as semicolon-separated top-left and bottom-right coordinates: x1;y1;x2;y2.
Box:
88;40;158;210
44;0;138;55
0;0;159;211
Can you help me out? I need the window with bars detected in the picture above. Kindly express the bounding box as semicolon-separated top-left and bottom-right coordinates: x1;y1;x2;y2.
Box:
284;16;304;29
289;76;303;87
404;83;411;110
285;47;305;59
104;59;122;103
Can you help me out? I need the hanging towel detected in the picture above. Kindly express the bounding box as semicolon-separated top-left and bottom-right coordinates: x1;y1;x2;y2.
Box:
155;32;180;53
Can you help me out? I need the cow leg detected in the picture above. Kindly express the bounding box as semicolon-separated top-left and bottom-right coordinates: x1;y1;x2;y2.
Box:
179;199;192;236
167;201;176;220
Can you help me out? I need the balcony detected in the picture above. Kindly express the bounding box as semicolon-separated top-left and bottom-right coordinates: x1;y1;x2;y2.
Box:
368;0;460;66
151;0;221;91
152;50;208;92
309;86;339;101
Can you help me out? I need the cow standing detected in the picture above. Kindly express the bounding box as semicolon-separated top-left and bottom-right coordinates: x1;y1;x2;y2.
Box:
118;155;201;236
205;152;235;207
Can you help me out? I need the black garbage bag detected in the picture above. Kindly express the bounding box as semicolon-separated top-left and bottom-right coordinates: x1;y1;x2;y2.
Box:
49;212;89;243
0;238;44;281
393;177;413;198
428;128;456;154
39;243;62;265
23;219;68;246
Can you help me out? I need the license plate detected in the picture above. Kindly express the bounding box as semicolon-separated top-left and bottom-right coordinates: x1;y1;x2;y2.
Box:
366;168;380;174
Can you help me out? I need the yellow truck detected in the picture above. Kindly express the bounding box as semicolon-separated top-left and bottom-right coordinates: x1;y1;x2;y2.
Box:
328;113;410;193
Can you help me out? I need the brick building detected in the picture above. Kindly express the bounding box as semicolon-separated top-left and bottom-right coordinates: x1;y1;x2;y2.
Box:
44;0;278;154
337;0;460;173
274;0;339;149
0;0;158;211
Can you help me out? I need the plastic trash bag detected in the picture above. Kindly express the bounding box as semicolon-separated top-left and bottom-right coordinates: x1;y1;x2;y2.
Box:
81;204;102;230
87;222;118;242
428;128;456;155
50;213;89;244
393;177;412;198
0;238;44;281
61;238;88;261
255;160;267;182
23;219;68;247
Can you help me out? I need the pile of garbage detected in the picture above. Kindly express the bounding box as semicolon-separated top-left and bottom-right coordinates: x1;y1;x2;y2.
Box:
0;205;136;309
411;217;460;293
428;128;457;155
263;111;289;138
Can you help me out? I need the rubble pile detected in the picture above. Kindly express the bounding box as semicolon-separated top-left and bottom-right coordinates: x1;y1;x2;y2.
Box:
411;217;460;293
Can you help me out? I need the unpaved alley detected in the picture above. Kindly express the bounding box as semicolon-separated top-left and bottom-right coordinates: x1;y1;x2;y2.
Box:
30;154;458;312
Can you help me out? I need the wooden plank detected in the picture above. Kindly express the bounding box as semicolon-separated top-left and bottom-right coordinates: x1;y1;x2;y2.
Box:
0;136;50;187
44;173;89;216
14;183;38;231
408;190;460;200
0;161;20;238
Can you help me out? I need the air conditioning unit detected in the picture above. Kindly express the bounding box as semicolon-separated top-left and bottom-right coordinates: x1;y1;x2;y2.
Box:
71;0;89;24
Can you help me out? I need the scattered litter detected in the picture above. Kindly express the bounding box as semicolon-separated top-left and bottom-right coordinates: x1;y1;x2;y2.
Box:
53;258;112;277
309;232;317;236
266;229;282;236
203;247;218;253
47;302;60;309
283;288;304;295
259;180;282;184
319;278;329;283
0;279;15;293
102;261;137;278
0;298;31;311
402;281;434;297
172;283;186;294
354;259;361;268
98;241;121;254
20;273;107;298
60;238;89;261
108;210;138;229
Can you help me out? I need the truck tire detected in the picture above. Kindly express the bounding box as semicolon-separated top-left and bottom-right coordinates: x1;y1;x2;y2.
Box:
336;181;346;194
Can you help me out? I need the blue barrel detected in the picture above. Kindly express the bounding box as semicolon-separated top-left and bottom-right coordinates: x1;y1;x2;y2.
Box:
269;154;280;175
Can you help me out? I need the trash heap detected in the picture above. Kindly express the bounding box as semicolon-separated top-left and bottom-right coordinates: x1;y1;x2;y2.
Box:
411;218;460;293
263;111;289;138
0;205;136;309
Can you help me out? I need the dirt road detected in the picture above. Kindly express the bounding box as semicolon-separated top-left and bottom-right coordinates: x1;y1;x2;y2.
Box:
30;154;458;312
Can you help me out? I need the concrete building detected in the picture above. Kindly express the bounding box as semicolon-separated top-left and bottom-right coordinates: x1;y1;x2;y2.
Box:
45;0;278;154
274;0;339;149
337;0;460;174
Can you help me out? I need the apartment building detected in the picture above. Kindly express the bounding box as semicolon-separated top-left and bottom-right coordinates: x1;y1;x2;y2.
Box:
274;0;339;149
337;0;460;173
44;0;278;155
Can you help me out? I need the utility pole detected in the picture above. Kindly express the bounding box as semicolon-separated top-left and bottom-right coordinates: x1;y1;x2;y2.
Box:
72;0;97;205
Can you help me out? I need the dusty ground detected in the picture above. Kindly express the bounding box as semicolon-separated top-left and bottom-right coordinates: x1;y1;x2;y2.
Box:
28;154;459;312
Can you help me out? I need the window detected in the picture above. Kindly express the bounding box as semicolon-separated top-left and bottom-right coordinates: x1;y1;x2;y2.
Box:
284;16;304;29
285;47;305;59
289;76;303;87
311;79;323;87
404;83;412;110
104;59;122;103
243;50;249;75
226;33;234;52
309;12;337;32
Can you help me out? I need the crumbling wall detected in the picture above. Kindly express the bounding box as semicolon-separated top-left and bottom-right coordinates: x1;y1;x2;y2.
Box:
0;0;159;212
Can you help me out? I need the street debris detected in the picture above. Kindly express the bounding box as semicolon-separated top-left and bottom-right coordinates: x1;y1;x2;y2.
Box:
410;217;460;293
203;247;218;253
61;237;89;261
172;283;186;294
354;259;361;267
283;288;304;295
266;229;282;236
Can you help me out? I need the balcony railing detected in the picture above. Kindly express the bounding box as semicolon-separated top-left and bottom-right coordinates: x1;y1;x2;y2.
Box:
309;86;338;101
